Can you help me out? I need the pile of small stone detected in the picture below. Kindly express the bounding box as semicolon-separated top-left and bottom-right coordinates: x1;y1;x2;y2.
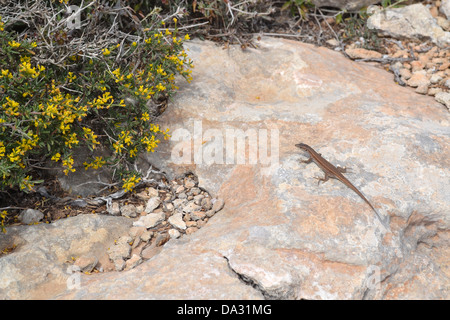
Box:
329;1;450;110
105;174;225;271
387;43;450;102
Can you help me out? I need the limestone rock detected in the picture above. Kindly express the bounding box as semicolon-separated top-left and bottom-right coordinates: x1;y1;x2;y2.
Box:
367;4;450;46
139;38;449;299
154;233;170;247
168;229;181;239
407;71;429;88
18;209;44;225
435;91;450;109
436;16;450;32
108;202;121;216
120;204;137;218
107;242;131;261
140;244;163;260
168;211;186;230
6;38;450;300
133;212;165;229
128;226;146;239
140;230;153;242
54;146;113;197
190;210;206;221
311;0;380;11
182;202;201;214
345;47;383;60
74;255;98;273
212;198;225;213
124;254;142;270
201;197;212;210
440;0;450;19
144;196;161;214
0;214;132;299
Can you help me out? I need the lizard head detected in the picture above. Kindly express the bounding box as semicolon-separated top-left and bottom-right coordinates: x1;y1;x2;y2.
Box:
295;143;310;150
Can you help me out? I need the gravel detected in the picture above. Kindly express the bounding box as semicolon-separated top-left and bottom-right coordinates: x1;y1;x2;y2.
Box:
103;173;225;271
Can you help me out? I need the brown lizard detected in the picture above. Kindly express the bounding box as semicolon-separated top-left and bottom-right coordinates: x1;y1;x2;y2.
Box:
295;143;389;229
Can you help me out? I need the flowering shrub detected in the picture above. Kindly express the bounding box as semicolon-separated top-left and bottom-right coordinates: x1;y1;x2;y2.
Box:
0;8;193;200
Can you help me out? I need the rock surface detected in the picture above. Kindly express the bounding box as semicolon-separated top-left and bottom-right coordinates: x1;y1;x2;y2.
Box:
441;0;450;19
311;0;380;11
2;37;449;299
0;214;133;299
367;3;450;46
56;38;449;299
18;209;44;225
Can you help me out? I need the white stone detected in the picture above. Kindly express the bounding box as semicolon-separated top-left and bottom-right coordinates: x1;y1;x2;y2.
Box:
367;4;450;46
125;254;142;270
440;0;450;19
167;212;186;230
108;202;121;216
133;212;165;229
120;204;137;218
168;228;181;239
435;91;450;109
144;196;161;213
182;202;201;214
18;209;43;224
212;198;225;213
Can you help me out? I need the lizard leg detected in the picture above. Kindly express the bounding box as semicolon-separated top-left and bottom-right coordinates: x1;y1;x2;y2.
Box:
300;156;313;164
315;173;330;185
336;166;348;173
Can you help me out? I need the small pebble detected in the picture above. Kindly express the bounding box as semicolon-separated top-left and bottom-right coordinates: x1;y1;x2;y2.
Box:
155;233;170;247
186;227;198;235
19;209;44;224
168;229;181;239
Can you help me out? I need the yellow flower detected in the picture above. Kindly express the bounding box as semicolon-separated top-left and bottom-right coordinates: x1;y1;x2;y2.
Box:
141;112;150;122
156;83;166;91
163;128;171;140
0;69;10;78
129;147;138;158
8;40;21;48
51;153;61;162
173;18;177;23
0;141;5;158
65;133;79;148
132;41;137;47
102;48;111;56
20;176;35;191
8;148;21;163
119;130;132;146
156;65;166;76
67;72;76;83
113;141;124;154
62;156;75;175
122;175;141;192
84;156;106;170
184;34;190;40
19;61;41;78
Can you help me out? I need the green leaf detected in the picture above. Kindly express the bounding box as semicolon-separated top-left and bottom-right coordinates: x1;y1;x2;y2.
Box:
281;1;292;11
